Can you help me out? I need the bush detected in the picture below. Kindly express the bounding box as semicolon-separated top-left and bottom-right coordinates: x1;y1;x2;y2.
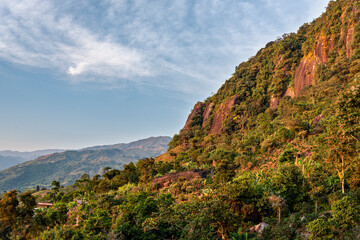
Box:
307;218;334;240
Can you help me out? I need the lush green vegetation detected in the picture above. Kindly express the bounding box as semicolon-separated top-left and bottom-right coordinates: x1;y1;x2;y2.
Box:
2;0;360;239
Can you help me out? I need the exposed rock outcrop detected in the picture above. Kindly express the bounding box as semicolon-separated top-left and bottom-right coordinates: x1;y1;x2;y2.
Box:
210;95;240;135
270;96;279;109
284;87;295;98
344;24;354;58
294;34;336;97
202;102;215;129
315;37;329;64
295;19;355;97
183;102;205;130
294;54;317;96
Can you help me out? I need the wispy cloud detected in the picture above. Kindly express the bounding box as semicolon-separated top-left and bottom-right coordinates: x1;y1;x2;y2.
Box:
0;0;151;82
0;0;329;95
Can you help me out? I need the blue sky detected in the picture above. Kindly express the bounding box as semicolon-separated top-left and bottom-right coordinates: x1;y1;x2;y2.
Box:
0;0;329;151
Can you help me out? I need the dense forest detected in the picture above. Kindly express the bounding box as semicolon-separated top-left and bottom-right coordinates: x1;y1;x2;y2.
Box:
1;0;360;239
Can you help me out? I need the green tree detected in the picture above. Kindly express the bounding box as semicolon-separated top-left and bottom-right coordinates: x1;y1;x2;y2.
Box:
307;219;334;240
83;209;112;238
40;226;83;240
0;190;19;239
136;158;156;184
278;149;296;164
103;167;112;173
51;180;60;192
123;162;139;183
49;181;61;203
331;196;359;233
269;195;286;223
325;85;360;194
45;203;68;227
308;166;328;213
271;164;308;211
226;172;267;222
80;173;90;179
17;191;37;238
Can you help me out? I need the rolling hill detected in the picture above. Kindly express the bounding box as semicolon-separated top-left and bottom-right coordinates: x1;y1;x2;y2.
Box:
0;136;171;192
0;155;26;171
0;149;65;171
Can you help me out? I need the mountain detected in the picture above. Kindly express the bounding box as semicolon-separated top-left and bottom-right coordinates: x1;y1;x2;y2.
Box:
83;136;172;151
0;149;65;171
2;1;360;239
0;155;26;171
0;149;65;161
166;0;360;174
0;136;171;192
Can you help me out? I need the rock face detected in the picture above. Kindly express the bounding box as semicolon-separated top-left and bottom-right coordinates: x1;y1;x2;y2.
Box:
345;24;354;58
153;169;210;188
202;102;215;129
183;102;205;130
210;95;240;135
284;87;295;98
182;95;240;135
295;21;355;97
295;35;333;97
177;2;358;143
294;54;317;96
294;36;330;97
315;37;329;64
270;96;279;109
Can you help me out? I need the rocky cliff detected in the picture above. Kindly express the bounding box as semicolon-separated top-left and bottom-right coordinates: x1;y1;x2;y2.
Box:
169;0;360;144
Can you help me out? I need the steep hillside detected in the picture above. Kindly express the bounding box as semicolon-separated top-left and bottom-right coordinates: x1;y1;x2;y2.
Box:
0;136;171;192
2;1;360;239
167;0;360;179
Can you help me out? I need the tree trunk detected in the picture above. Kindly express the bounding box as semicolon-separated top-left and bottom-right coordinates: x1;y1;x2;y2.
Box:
302;161;305;174
315;201;318;213
341;156;345;194
278;207;281;223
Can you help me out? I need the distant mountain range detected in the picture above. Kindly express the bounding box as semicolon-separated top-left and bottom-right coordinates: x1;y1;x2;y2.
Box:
0;149;65;161
0;149;65;171
0;136;171;192
0;155;27;171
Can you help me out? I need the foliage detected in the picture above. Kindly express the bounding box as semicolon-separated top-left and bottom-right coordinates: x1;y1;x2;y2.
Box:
307;219;334;240
2;1;360;239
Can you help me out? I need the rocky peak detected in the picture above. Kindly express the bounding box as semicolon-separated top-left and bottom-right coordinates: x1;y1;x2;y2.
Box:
183;102;205;130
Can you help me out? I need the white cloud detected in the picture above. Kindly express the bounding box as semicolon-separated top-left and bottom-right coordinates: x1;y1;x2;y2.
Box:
0;0;330;95
0;0;151;82
65;37;150;78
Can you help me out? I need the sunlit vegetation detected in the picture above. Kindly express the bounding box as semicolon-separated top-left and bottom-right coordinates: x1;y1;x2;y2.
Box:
1;0;360;239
